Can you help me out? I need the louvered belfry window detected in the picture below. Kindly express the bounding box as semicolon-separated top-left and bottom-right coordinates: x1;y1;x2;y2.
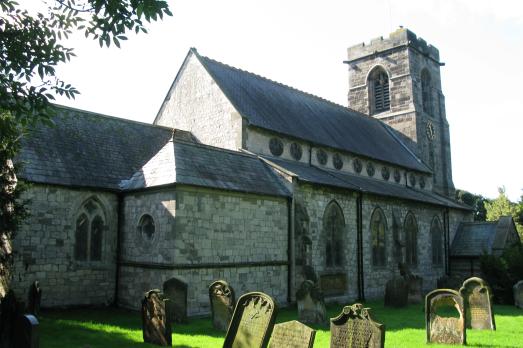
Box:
369;68;390;114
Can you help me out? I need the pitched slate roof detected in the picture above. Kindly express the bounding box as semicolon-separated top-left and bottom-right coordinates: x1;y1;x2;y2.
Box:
264;157;469;209
121;140;289;197
17;105;175;190
190;49;429;173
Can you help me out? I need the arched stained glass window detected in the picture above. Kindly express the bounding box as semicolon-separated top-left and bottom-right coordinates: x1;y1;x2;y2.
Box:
371;208;387;267
324;201;345;268
431;217;444;265
90;216;104;261
74;198;105;261
404;212;418;266
368;67;390;114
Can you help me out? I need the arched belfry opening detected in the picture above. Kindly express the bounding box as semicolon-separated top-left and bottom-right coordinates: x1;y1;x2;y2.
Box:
368;66;390;115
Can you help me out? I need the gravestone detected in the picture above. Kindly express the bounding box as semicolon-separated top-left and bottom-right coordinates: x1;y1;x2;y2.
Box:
459;277;496;330
319;273;347;297
141;289;172;346
209;280;235;331
26;281;42;317
14;314;39;348
399;263;423;304
0;290;20;348
425;289;466;345
269;320;315;348
223;292;277;348
330;303;385;348
296;280;326;324
163;277;187;324
514;280;523;309
384;277;408;308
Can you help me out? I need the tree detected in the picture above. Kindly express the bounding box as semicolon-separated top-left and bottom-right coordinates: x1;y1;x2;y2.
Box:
0;0;171;299
485;187;523;238
455;189;489;221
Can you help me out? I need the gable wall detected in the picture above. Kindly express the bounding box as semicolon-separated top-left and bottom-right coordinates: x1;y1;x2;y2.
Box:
155;54;244;151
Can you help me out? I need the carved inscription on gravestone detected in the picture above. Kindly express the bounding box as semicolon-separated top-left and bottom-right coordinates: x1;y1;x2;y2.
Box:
269;320;315;348
163;277;187;324
425;289;466;345
330;303;385;348
459;277;495;330
141;289;172;346
223;292;277;348
514;280;523;309
209;280;235;331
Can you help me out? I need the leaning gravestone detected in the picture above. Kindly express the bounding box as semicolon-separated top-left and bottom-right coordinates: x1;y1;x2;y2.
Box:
141;289;172;346
425;289;466;345
14;314;39;348
26;281;42;317
459;277;496;330
296;280;326;324
223;292;277;348
209;280;235;331
163;277;187;324
330;303;385;348
514;280;523;309
384;277;408;308
268;320;315;348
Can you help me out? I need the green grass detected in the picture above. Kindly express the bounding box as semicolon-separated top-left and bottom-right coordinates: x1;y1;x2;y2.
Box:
40;301;523;347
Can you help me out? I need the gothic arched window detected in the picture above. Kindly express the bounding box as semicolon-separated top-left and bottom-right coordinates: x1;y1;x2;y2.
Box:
431;217;444;265
74;198;105;261
368;67;390;114
323;201;345;268
370;207;387;267
421;69;432;114
404;212;418;266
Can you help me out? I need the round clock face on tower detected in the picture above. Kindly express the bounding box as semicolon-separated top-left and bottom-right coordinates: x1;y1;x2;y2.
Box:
426;121;436;141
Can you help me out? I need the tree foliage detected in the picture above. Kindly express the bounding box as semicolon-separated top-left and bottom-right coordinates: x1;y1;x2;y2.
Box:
485;187;523;238
455;189;489;221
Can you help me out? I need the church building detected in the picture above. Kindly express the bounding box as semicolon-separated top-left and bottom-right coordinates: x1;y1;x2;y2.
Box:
12;28;473;315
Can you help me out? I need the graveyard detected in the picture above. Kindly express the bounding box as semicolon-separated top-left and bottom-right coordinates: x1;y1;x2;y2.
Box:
36;300;523;347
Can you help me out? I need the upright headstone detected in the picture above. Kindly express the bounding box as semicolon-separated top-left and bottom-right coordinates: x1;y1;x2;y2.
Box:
425;289;466;345
330;303;385;348
14;314;39;348
384;277;408;308
26;281;42;317
296;280;326;324
209;280;235;331
459;277;496;330
223;292;277;348
141;289;172;346
514;280;523;309
0;290;19;348
163;277;188;324
269;320;315;348
399;263;423;304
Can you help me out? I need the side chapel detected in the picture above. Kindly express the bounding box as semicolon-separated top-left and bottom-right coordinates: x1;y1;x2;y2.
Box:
12;28;474;315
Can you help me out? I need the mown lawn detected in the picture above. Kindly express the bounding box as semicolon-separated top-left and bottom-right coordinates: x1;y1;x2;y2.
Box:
40;301;523;347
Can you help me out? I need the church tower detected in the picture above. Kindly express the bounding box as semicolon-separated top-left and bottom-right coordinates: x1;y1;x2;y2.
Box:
346;28;454;197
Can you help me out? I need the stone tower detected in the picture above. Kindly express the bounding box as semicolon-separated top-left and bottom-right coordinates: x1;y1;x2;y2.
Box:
346;28;454;197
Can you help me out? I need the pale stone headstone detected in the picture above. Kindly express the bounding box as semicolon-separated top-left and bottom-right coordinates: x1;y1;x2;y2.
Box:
14;314;39;348
514;280;523;309
459;277;496;330
163;277;187;324
209;280;235;331
26;281;42;317
425;289;466;345
384;277;408;308
330;303;385;348
141;289;172;346
223;292;277;348
268;320;315;348
296;280;326;324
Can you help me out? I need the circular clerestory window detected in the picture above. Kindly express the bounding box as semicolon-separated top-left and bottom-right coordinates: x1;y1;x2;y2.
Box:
138;214;156;242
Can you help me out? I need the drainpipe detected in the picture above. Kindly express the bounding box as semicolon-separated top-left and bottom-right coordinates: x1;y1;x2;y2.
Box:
444;207;450;276
356;192;365;301
287;197;294;304
113;193;124;307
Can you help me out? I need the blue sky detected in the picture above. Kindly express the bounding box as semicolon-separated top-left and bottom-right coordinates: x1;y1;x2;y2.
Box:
27;0;523;201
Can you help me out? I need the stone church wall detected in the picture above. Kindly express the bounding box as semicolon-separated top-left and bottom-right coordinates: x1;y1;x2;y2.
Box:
155;53;244;151
12;185;118;307
118;186;288;315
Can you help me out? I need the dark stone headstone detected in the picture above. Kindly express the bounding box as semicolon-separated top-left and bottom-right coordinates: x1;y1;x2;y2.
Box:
14;314;39;348
269;320;315;348
319;273;347;297
26;281;42;317
296;280;326;324
163;277;187;324
399;263;423;304
330;303;385;348
223;292;277;348
209;280;235;331
141;289;172;346
459;277;496;330
0;290;19;348
425;289;466;345
514;280;523;309
384;277;408;308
